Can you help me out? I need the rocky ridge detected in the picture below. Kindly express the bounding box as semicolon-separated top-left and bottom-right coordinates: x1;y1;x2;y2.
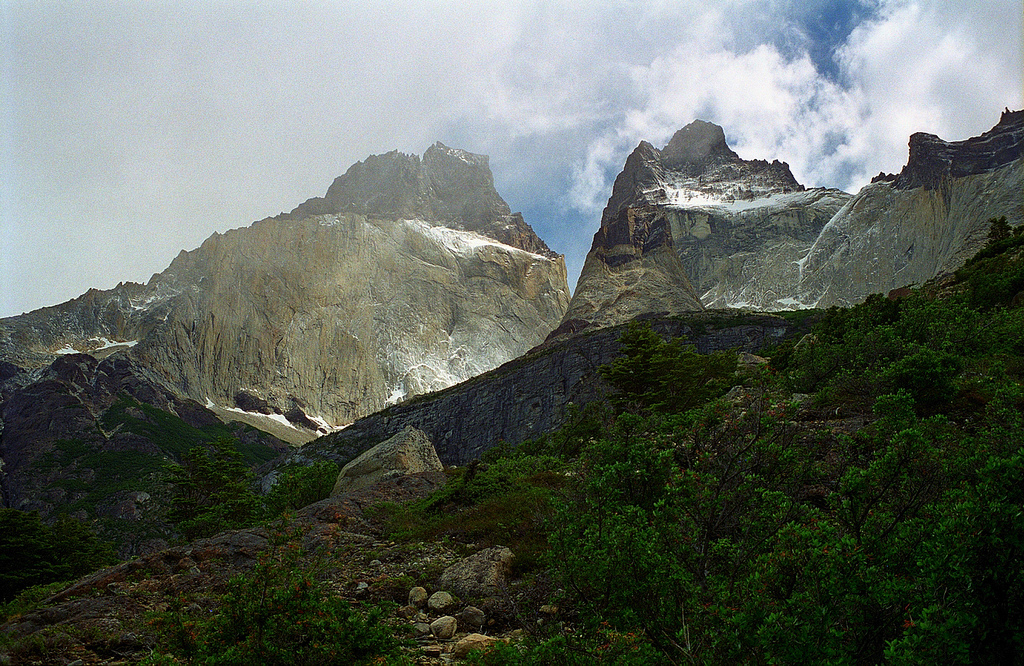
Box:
0;144;570;430
285;312;811;469
563;120;850;331
0;470;539;665
0;350;289;556
797;109;1024;307
287;142;556;257
563;112;1023;327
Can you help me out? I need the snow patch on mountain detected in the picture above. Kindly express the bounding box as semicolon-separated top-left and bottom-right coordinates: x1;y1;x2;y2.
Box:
404;218;551;260
55;337;138;355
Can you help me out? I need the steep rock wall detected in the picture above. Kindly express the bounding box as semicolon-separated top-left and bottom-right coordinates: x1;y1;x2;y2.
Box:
0;145;570;428
561;121;850;334
295;313;800;467
131;214;569;425
798;111;1024;307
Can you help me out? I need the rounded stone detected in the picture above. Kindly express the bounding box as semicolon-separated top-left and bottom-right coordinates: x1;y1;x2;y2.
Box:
458;605;485;628
408;586;428;608
429;615;458;639
453;633;498;658
427;590;455;612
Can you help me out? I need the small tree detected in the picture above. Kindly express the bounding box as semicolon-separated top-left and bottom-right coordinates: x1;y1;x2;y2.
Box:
165;438;260;541
988;216;1012;243
262;461;339;517
600;321;736;414
0;510;116;602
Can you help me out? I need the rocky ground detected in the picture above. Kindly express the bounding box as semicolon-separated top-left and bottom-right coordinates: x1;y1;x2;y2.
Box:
0;471;556;665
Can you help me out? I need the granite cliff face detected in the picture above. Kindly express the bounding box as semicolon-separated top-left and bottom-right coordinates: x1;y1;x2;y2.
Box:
562;120;850;334
0;144;570;430
562;112;1022;328
796;110;1024;307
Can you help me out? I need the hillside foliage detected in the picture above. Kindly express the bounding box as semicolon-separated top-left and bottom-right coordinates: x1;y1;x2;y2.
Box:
458;229;1024;664
3;222;1022;664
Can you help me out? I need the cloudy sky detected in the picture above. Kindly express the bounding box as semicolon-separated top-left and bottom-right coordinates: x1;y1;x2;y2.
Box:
2;0;1021;318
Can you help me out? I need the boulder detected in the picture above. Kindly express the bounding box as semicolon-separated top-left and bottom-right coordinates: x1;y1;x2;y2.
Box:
429;615;457;639
438;546;514;598
408;586;429;608
453;633;499;658
427;590;456;613
332;426;442;496
458;605;486;629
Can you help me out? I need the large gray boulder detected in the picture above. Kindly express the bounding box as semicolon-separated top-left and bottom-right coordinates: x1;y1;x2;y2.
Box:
438;546;514;598
331;426;442;496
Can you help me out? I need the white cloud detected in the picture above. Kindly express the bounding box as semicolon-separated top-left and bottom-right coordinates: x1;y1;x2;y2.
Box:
1;0;1021;315
837;0;1023;175
563;0;1022;219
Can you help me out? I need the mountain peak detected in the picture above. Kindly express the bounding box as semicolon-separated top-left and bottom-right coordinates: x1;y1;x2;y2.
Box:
661;120;739;169
893;108;1024;190
285;143;555;256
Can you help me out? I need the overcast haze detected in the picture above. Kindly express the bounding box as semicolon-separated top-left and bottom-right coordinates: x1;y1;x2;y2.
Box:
2;0;1021;318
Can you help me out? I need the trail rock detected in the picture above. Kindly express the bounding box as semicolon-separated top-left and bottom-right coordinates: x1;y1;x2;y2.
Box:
439;546;514;598
429;615;458;639
427;591;456;613
458;605;486;629
453;633;499;658
408;586;429;608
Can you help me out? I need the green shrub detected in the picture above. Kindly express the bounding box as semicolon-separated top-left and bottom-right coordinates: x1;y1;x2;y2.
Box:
466;630;670;665
262;461;340;517
600;321;736;415
145;534;409;665
164;438;260;541
0;510;116;603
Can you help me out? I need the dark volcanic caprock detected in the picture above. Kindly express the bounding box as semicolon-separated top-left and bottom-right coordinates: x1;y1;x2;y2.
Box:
558;111;1024;333
798;109;1024;307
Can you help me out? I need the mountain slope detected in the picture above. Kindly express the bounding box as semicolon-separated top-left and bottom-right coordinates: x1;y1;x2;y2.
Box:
561;120;850;334
0;144;570;429
796;109;1024;307
561;112;1022;331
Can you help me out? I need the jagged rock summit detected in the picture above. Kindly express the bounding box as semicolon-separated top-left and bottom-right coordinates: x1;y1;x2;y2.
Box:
892;109;1024;190
798;109;1024;308
557;120;848;336
288;142;555;257
559;111;1023;333
0;143;570;433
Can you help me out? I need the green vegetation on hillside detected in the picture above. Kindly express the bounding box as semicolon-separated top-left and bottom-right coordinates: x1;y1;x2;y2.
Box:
141;528;409;666
395;226;1024;664
0;510;116;603
5;220;1021;664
